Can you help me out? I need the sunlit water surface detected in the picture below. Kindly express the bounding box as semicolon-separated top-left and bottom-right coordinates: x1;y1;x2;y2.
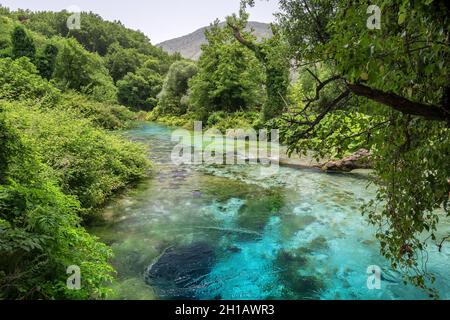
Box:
91;123;450;300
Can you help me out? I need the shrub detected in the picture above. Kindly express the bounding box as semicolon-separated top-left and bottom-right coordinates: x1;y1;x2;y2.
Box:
0;57;60;105
59;92;136;130
0;105;114;299
2;101;150;216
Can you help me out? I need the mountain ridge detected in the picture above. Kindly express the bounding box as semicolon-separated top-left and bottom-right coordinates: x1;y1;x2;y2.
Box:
157;21;272;60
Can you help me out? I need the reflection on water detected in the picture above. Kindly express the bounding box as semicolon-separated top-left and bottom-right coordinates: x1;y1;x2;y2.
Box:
91;123;450;300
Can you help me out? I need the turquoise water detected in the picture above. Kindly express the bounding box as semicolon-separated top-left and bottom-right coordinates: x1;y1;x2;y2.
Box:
91;123;450;300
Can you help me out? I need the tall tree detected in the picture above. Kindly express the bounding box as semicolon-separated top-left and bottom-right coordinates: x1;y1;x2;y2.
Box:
158;60;198;116
36;44;58;80
189;21;265;119
117;59;163;111
244;0;450;296
11;25;36;61
227;10;290;120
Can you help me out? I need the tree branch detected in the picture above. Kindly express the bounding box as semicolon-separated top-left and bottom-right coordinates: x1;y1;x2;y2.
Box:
438;235;450;253
348;83;450;122
283;89;351;137
227;22;256;51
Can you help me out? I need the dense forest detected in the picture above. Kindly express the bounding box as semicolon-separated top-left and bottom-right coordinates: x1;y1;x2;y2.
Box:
0;0;449;300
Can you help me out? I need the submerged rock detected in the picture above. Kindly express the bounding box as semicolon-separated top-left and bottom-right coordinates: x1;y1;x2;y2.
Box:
144;242;216;299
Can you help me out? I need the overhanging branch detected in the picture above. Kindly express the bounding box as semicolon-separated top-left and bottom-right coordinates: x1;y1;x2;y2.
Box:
348;83;450;122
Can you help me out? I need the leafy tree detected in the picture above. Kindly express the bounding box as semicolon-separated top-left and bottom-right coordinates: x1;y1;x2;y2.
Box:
53;38;117;103
189;21;265;119
117;59;163;111
105;43;146;82
245;0;450;296
22;10;172;63
36;44;58;80
11;25;35;61
227;11;290;120
158;60;198;115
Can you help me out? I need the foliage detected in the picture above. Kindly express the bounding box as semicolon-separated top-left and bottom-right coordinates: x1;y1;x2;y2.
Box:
11;25;35;61
147;111;194;129
0;57;60;105
117;59;163;111
227;11;291;120
14;10;170;59
36;43;58;80
0;105;114;299
59;92;137;130
105;43;147;83
0;56;136;130
53;38;117;104
188;21;265;120
158;60;198;116
0;6;159;300
3;102;149;216
207;111;264;132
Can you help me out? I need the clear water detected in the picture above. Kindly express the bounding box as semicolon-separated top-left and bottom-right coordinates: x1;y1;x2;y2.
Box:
91;123;450;300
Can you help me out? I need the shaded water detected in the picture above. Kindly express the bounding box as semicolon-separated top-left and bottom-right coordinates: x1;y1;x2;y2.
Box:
91;123;450;300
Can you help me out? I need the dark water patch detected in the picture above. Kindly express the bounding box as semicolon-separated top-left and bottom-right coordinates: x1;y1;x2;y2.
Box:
275;249;325;299
277;250;309;267
283;276;325;299
309;236;329;250
237;192;285;232
144;242;216;299
280;214;318;238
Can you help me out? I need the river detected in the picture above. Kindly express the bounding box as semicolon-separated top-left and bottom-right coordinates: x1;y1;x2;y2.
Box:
91;122;450;300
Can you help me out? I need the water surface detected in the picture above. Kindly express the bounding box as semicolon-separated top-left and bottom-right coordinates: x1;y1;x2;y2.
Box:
91;123;450;300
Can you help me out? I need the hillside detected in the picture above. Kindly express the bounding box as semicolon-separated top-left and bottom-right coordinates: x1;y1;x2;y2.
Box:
157;21;272;60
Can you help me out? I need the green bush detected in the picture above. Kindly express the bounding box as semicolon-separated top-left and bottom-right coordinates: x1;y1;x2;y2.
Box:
60;92;136;130
2;101;150;215
0;56;138;130
0;106;114;299
0;57;60;105
207;111;263;132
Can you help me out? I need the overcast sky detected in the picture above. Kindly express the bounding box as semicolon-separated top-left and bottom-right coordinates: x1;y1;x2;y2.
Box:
0;0;280;43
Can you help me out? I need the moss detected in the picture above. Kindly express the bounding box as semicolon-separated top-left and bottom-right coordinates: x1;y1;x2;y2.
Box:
275;248;325;299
